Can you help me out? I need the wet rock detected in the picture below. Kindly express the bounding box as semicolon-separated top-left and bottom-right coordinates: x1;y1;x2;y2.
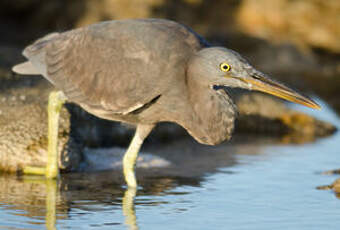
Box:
322;169;340;175
317;178;340;196
0;49;82;172
310;169;340;198
0;45;81;172
0;82;82;173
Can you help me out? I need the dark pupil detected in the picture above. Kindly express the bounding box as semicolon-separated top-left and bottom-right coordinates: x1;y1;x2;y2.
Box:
223;65;228;69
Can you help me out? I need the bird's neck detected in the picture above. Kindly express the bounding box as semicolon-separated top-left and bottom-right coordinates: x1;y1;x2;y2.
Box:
183;76;237;145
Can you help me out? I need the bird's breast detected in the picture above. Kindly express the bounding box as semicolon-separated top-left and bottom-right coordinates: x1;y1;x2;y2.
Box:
175;88;237;145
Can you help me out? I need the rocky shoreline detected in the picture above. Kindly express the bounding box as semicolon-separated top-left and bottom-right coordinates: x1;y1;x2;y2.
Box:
0;0;338;173
0;61;335;172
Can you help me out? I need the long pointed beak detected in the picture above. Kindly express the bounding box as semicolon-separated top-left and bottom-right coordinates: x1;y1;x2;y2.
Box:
242;72;320;110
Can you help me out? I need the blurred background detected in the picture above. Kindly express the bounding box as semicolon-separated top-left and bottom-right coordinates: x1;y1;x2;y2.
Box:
0;0;339;172
0;1;340;229
0;0;339;112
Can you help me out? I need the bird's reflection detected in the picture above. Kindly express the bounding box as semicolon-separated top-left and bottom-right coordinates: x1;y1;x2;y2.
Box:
0;171;205;230
45;179;57;230
4;175;140;230
0;135;284;229
20;176;58;230
122;187;138;230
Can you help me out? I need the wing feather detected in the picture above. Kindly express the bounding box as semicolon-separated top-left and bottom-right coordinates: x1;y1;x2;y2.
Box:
21;19;204;115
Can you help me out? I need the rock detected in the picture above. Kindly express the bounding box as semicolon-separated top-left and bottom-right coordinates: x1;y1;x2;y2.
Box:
0;48;82;173
235;93;337;141
74;0;164;27
2;0;339;108
317;178;340;195
0;14;337;173
302;72;340;115
322;169;340;175
0;50;336;172
0;75;335;173
0;81;82;173
0;0;240;45
236;0;340;53
0;0;165;45
316;170;340;198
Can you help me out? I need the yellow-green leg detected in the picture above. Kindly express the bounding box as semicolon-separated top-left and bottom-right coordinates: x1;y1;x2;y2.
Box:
123;124;154;188
23;91;66;178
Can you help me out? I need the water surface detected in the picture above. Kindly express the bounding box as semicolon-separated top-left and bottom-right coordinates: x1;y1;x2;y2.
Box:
0;99;339;230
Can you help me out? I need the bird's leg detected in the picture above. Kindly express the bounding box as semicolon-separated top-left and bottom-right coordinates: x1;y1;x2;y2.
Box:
123;124;154;188
45;91;67;178
23;91;66;178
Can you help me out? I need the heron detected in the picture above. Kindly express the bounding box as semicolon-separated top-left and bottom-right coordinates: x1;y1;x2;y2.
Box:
12;18;320;187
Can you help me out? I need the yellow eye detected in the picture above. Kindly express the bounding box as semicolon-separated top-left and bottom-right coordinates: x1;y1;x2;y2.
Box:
220;63;231;72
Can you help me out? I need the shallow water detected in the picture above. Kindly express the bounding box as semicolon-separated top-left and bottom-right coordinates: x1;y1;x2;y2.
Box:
0;99;339;230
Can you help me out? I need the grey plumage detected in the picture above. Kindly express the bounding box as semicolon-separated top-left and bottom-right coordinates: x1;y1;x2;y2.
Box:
15;19;238;144
13;18;319;187
12;61;39;75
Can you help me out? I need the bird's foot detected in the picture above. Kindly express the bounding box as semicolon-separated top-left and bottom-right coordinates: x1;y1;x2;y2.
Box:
23;166;47;176
23;165;58;179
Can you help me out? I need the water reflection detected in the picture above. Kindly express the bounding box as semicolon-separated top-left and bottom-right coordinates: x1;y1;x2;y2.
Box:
0;134;336;229
0;175;60;230
45;180;57;230
123;187;138;230
0;136;239;228
0;172;207;229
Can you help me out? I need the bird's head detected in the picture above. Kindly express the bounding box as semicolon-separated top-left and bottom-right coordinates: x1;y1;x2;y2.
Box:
187;47;320;109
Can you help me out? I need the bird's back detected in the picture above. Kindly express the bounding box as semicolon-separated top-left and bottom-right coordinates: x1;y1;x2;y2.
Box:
20;19;206;121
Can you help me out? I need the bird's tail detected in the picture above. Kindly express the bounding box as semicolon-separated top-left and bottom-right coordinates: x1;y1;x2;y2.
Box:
12;61;40;75
12;32;60;76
